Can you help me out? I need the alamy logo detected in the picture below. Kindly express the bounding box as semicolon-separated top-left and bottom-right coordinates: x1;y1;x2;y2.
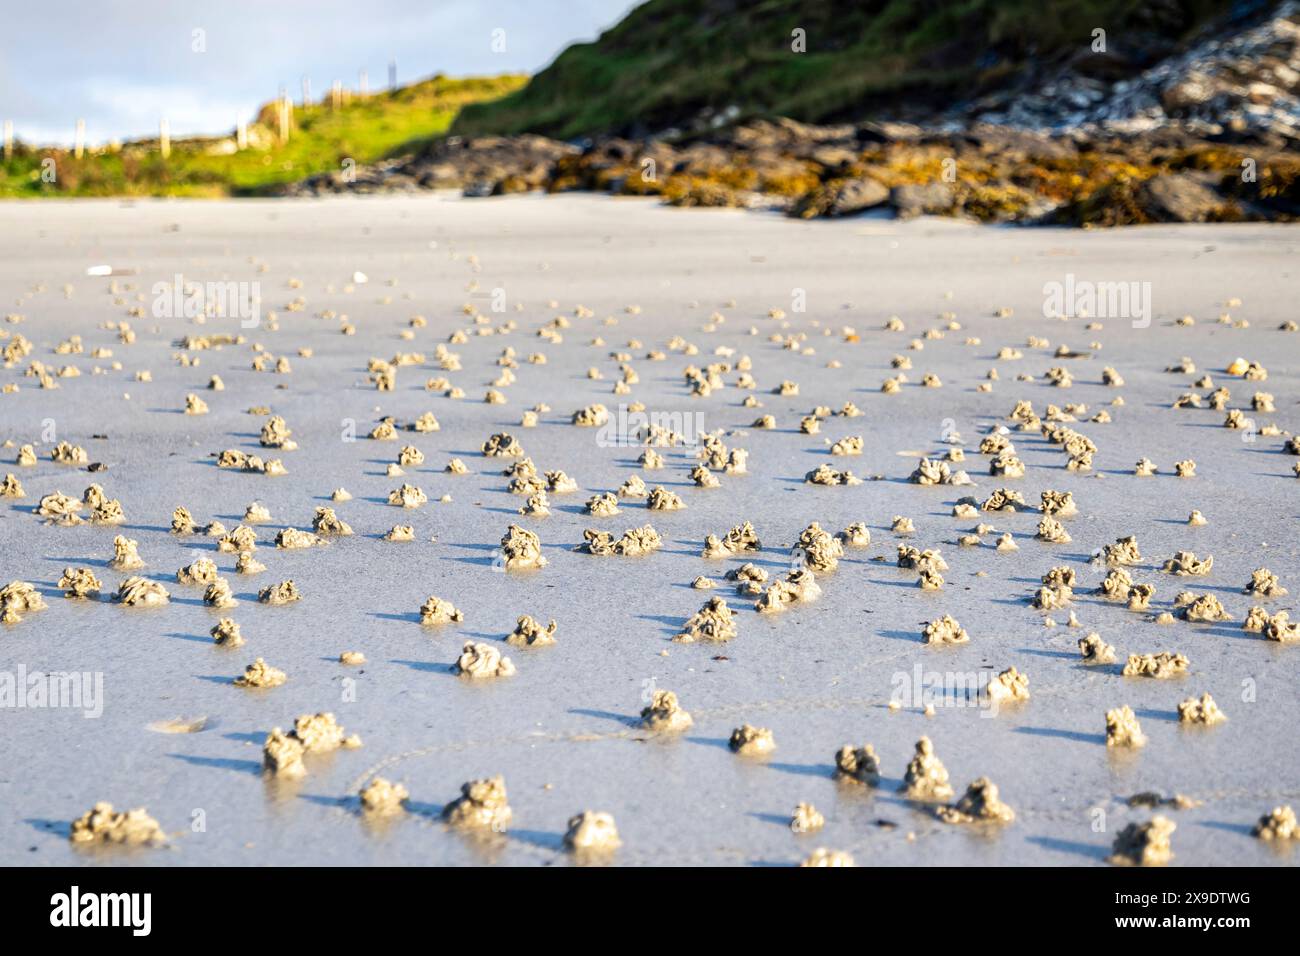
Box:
1042;272;1151;328
0;666;102;718
151;273;261;328
890;663;1004;718
595;404;706;448
50;886;151;936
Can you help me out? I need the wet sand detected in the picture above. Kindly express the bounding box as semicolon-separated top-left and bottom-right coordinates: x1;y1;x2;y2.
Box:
1;194;1298;865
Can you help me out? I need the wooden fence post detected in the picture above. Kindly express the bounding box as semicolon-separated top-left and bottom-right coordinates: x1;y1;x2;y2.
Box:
278;95;291;143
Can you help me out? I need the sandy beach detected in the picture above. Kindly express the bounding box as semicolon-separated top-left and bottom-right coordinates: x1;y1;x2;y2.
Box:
1;193;1298;866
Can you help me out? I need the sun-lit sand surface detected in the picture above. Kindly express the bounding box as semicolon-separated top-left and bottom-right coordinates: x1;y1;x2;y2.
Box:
1;194;1298;865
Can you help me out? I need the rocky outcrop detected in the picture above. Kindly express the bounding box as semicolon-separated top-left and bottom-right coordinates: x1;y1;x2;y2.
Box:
280;4;1300;226
288;135;579;197
967;1;1300;145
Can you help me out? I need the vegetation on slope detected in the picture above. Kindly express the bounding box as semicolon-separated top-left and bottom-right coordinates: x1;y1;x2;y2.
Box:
453;0;1236;140
0;73;526;198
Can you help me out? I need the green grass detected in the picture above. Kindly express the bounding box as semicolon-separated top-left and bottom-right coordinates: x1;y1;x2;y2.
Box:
0;73;527;198
453;0;1233;140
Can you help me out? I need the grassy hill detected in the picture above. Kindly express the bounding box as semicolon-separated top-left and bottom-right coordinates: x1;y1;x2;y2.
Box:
453;0;1235;140
0;73;526;198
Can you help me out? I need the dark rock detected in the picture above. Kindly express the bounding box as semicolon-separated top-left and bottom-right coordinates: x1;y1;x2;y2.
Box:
1069;45;1147;82
809;145;858;169
731;118;855;151
1138;173;1226;221
964;125;1078;160
791;176;889;218
856;121;925;143
891;182;957;218
1160;73;1219;112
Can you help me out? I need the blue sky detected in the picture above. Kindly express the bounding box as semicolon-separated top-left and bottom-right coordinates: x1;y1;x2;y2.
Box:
0;0;637;145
